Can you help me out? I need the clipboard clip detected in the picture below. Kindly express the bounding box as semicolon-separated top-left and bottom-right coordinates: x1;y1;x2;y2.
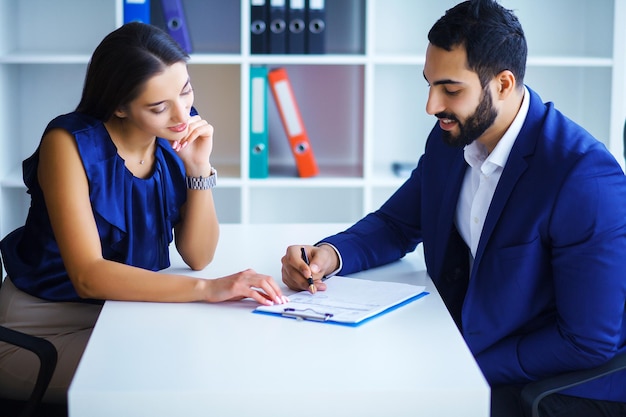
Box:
282;308;334;322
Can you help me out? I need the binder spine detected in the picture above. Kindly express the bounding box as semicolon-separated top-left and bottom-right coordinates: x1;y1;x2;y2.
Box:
250;0;269;54
268;0;287;54
124;0;151;24
287;0;306;54
268;68;319;178
160;0;192;53
249;66;269;178
306;0;325;54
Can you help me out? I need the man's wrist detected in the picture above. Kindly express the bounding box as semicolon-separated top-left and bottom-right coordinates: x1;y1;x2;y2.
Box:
315;242;342;278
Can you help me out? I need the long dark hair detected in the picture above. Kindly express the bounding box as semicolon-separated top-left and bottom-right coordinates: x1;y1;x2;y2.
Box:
428;0;527;89
76;22;189;121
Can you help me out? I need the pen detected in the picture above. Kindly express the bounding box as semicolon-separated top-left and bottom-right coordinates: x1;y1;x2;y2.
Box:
300;247;316;294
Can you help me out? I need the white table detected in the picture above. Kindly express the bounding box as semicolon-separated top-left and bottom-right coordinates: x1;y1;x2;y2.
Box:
68;224;490;417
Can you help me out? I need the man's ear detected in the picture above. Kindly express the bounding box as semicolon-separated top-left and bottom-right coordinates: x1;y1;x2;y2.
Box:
496;70;516;98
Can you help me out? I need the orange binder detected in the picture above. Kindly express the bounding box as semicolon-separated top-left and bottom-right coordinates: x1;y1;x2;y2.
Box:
267;67;319;177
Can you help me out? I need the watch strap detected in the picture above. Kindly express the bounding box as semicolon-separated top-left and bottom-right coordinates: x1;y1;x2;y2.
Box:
185;168;217;190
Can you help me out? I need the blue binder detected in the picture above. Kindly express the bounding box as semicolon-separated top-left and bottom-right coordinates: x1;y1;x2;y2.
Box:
124;0;151;24
306;0;325;54
269;0;287;54
250;0;269;54
249;66;269;178
160;0;192;53
287;0;306;54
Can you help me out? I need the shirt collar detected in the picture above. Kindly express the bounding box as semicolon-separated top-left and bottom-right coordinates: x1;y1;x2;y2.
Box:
464;86;530;176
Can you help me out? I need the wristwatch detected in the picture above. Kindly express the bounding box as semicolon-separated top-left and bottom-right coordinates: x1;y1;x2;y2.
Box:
185;168;217;190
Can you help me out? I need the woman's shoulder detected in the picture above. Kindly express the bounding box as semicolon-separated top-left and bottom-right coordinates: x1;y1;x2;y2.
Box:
46;111;103;135
42;112;116;167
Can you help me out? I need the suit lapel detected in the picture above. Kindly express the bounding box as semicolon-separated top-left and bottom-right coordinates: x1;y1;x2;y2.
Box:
432;148;470;329
473;147;529;269
472;89;544;271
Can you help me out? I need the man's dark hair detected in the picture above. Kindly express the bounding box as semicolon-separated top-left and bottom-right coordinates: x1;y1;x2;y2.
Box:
428;0;527;88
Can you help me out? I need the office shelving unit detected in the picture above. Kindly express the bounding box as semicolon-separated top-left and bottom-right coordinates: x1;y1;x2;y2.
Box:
0;0;624;238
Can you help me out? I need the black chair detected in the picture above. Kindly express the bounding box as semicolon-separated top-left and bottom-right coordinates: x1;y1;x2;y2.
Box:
520;351;626;417
0;257;66;417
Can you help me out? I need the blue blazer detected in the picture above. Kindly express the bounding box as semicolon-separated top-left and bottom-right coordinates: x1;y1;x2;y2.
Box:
322;87;626;402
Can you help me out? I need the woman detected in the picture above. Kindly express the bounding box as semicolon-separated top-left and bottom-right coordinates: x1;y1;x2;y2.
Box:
0;22;287;403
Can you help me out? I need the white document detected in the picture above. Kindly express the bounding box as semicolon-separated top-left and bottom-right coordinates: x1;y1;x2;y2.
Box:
255;277;427;325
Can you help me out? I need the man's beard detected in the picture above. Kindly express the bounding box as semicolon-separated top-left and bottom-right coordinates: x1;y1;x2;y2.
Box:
438;88;498;148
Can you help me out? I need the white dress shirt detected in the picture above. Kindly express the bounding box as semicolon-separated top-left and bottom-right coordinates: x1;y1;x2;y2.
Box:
456;87;530;264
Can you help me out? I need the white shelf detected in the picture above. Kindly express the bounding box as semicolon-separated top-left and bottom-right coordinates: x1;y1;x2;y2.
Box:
245;55;368;66
1;54;614;68
1;0;624;239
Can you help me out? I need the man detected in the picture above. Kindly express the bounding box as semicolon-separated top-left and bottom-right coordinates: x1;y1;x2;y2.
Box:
280;1;626;416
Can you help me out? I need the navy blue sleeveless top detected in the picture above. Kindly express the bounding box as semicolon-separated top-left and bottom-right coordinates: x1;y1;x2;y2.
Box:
0;112;188;302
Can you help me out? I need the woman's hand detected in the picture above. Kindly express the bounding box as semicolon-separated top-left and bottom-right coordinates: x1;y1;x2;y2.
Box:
202;269;289;306
172;114;214;176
